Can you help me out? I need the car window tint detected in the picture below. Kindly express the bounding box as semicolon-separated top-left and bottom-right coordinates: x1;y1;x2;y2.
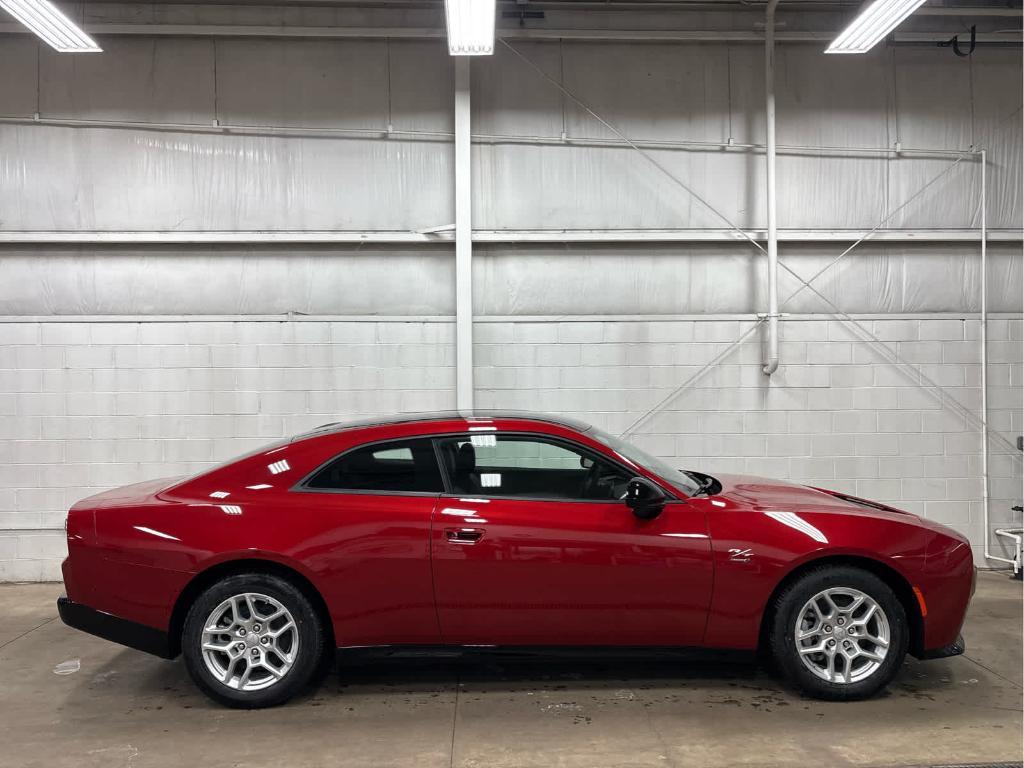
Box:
436;435;631;501
305;438;444;493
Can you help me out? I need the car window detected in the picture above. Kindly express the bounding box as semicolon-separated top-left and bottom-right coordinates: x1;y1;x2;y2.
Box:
589;427;701;497
304;438;444;493
436;434;631;501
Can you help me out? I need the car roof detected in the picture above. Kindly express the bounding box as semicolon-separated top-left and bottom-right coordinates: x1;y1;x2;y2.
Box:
296;410;594;440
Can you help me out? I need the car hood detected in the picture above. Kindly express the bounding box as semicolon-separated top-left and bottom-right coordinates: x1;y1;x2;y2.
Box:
708;473;918;523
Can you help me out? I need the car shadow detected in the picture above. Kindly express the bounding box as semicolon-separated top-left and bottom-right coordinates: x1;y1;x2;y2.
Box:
335;648;765;691
58;646;973;711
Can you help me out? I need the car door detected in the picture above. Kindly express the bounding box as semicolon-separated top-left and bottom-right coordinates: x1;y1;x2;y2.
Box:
291;436;445;646
430;433;713;646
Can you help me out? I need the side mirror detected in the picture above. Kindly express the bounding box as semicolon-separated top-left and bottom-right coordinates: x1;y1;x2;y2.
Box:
625;477;666;520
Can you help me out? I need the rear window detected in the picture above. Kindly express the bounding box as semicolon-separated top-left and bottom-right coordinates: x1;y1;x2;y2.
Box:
304;438;444;494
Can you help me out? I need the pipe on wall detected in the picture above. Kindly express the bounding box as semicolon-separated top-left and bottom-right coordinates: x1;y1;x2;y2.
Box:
979;149;1015;567
762;0;780;376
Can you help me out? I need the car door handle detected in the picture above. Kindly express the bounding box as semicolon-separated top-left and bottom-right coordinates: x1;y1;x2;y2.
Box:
445;527;484;545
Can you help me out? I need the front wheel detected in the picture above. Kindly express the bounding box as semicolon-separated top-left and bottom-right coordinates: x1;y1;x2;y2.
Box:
769;566;908;700
182;573;324;708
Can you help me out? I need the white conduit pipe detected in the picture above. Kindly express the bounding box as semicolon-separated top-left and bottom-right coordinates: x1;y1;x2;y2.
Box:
763;0;780;376
979;149;1015;567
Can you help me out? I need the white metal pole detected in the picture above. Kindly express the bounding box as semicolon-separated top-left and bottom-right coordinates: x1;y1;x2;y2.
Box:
977;150;1013;566
454;57;474;411
763;0;780;375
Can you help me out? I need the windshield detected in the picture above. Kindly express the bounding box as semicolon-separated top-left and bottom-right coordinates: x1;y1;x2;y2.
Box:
590;428;702;496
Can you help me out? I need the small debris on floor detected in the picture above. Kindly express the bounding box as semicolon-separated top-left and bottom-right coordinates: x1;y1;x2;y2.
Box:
53;658;81;675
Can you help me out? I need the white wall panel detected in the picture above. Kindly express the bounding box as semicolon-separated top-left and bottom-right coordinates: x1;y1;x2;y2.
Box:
474;143;739;230
0;38;1019;233
389;40;453;133
40;38;216;123
888;48;977;230
561;42;732;144
0;248;454;315
472;41;563;138
473;243;1022;316
0;125;453;230
774;47;891;228
216;39;389;129
971;48;1024;229
0;37;38;117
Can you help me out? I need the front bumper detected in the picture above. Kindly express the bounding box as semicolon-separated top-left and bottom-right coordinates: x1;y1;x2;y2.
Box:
917;634;966;660
57;596;173;659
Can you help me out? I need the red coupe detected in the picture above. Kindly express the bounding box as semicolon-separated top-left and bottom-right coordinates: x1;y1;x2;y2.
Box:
59;411;974;707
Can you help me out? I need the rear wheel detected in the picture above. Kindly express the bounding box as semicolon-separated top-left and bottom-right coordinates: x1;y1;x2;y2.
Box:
182;573;324;708
769;566;908;700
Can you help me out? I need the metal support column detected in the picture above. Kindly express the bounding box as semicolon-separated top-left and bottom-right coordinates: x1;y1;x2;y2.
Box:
454;57;474;411
762;0;780;375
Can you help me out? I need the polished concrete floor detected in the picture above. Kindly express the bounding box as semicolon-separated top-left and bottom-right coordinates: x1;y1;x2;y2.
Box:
0;573;1020;768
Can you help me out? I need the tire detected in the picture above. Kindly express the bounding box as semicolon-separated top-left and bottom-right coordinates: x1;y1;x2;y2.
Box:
769;565;908;701
182;573;325;708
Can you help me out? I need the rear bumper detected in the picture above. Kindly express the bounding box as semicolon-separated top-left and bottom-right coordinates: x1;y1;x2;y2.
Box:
57;596;174;659
917;634;965;660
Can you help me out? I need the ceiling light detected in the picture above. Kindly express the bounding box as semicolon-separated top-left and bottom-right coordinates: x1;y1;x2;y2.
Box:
825;0;926;54
0;0;101;52
445;0;495;56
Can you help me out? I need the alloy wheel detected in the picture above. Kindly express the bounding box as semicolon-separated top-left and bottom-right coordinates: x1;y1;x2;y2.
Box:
200;592;299;691
793;587;890;684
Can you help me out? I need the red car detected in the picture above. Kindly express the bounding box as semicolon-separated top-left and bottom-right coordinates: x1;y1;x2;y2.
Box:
59;411;974;708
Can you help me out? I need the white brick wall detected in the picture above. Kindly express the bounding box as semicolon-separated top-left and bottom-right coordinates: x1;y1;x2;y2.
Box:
0;319;455;581
0;314;1020;580
475;315;1023;567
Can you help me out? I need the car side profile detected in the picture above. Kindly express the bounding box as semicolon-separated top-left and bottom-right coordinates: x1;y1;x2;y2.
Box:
58;411;975;708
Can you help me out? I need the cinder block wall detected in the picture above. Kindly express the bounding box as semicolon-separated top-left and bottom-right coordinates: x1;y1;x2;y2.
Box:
475;316;1022;567
1;314;1020;579
0;319;455;580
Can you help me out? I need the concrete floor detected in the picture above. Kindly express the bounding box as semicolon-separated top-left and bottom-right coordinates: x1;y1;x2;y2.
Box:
0;573;1020;768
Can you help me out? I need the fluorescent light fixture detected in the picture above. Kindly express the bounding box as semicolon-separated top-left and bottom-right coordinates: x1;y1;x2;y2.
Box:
0;0;101;52
444;0;495;56
825;0;926;54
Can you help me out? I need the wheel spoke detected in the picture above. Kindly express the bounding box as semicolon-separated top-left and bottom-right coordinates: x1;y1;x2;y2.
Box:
268;620;295;639
261;659;285;679
838;653;852;684
272;640;295;664
798;640;828;655
231;595;247;623
264;608;287;623
857;647;885;663
797;626;821;641
852;604;876;625
809;600;826;622
822;593;842;617
237;661;254;689
221;655;241;684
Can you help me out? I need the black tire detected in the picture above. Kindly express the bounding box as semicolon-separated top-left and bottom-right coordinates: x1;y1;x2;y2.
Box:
182;573;325;708
769;565;908;701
